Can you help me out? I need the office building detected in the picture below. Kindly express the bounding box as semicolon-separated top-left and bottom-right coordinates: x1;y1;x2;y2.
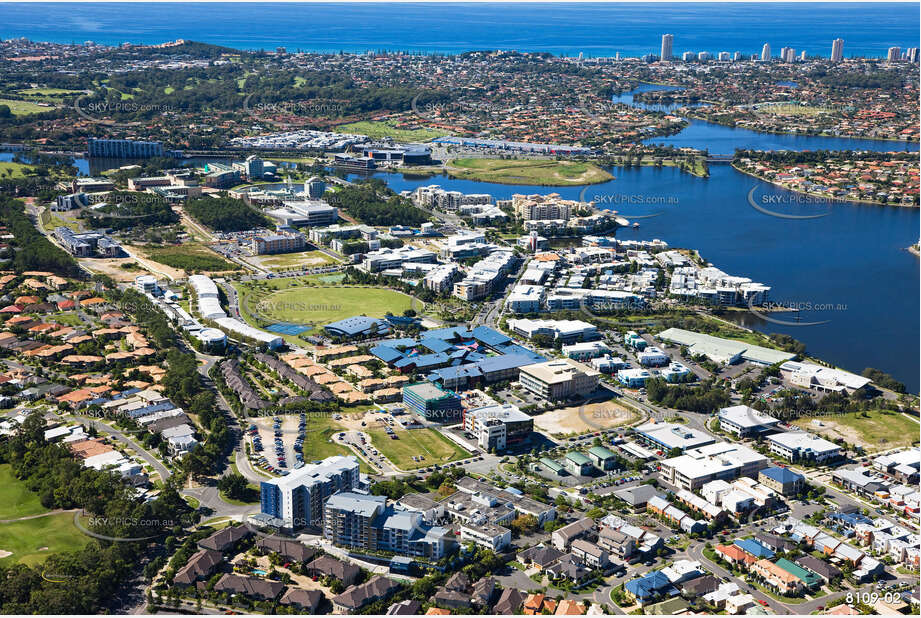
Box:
505;284;544;313
518;358;600;401
323;492;452;559
243;155;264;180
54;192;89;212
659;442;769;491
134;274;159;294
361;246;437;273
618;368;651;388
562;340;611;361
697;51;713;61
718;51;730;61
304;176;326;198
907;47;920;63
402;382;462;422
267;199;338;227
507;318;598;343
761;43;771;61
766;431;842;464
759;466;805;496
781;47;795;63
634;421;715;453
888;46;901;62
638;346;668;367
462;404;533;452
717;405;780;437
661;34;673;60
831;38;844;61
87;138;164;158
251;232;306;255
260;455;360;529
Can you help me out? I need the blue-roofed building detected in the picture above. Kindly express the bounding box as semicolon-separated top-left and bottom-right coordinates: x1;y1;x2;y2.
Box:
827;511;873;531
384;315;421;327
471;325;511;346
494;342;546;363
429;353;539;390
419;338;455;354
431;364;484;390
758;466;805;496
394;352;451;372
734;538;775;560
624;570;678;605
423;326;473;341
370;345;405;364
374;338;418;349
324;316;391;339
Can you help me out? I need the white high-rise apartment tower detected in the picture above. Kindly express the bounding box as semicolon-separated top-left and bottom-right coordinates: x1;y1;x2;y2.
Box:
661;34;674;60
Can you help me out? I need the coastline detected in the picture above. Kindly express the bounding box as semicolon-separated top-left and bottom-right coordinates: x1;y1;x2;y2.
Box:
731;163;919;209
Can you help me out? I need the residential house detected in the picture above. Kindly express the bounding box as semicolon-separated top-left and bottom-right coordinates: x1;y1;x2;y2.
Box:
173;549;223;586
570;539;610;570
331;575;401;613
212;574;284;601
551;517;594;551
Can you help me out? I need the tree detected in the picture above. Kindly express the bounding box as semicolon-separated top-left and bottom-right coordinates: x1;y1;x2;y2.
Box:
217;473;251;501
510;514;538;535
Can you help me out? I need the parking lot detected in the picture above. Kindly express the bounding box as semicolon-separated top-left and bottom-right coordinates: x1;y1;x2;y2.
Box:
246;413;306;475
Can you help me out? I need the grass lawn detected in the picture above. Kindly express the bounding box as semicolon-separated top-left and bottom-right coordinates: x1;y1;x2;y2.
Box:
0;98;53;116
245;285;416;327
0;465;49;520
300;415;374;473
51;312;84;328
0;513;89;566
0;161;35;178
793;409;919;451
367;427;470;470
334;120;448;142
443;158;613;186
43;213;83;232
142;243;237;273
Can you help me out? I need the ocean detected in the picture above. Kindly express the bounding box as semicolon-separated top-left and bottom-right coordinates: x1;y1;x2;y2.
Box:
0;2;917;58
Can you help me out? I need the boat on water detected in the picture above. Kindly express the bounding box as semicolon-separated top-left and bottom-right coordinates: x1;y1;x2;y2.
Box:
632;222;640;229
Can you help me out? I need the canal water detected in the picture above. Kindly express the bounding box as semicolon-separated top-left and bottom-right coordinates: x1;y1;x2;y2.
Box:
341;128;919;391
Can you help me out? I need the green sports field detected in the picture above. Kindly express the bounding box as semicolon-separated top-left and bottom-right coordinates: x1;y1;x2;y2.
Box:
246;285;417;327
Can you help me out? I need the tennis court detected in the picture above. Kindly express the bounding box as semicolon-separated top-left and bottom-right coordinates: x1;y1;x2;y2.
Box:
266;323;312;335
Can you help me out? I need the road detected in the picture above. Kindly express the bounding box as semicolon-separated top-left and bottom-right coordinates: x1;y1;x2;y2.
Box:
63;413;172;481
